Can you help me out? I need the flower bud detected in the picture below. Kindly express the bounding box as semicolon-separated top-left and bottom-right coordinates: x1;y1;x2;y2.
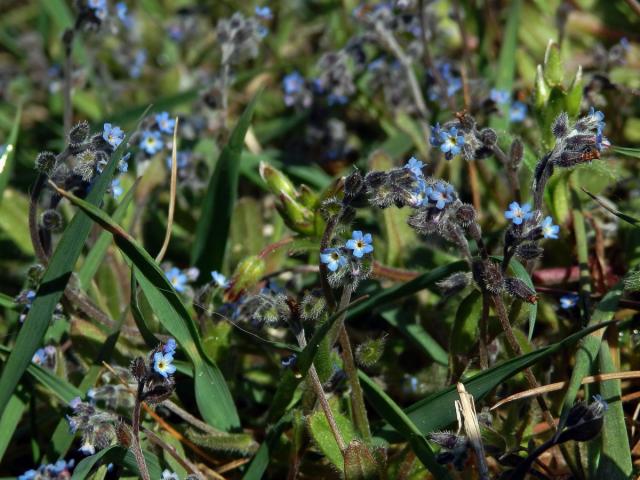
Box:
35;151;57;176
453;203;477;228
69;120;90;145
355;336;386;367
259;161;297;198
232;255;266;293
543;40;563;87
516;242;544;260
482;261;504;294
509;138;524;170
41;209;64;232
534;65;550;110
130;357;147;382
297;184;318;209
505;277;538;304
343;169;364;200
276;192;316;235
479;128;497;147
437;272;472;297
300;290;327;321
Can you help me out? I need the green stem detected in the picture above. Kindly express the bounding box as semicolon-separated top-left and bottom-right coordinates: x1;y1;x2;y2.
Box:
572;188;591;324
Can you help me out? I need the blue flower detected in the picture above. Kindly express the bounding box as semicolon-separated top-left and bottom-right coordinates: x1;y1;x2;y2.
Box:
405;157;424;177
116;2;134;28
281;354;297;368
153;351;176;378
255;6;273;20
118;152;130;173
163;338;177;355
69;396;82;410
438;127;465;156
320;248;347;272
166;267;188;292
428;181;455;209
490;89;510;105
155;112;176;134
18;470;37;480
66;415;78;433
560;293;579;309
211;270;230;288
540;216;559;239
283;71;304;106
429;123;443;147
111;179;123;198
504;201;533;225
88;0;107;19
408;178;429;207
32;348;47;365
103;123;125;149
509;101;527;123
140;130;164;155
345;231;374;258
79;441;95;455
166;151;190;169
130;49;146;78
592;394;609;411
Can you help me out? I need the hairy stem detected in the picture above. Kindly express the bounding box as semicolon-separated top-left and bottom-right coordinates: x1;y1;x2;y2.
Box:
62;29;74;137
132;382;151;480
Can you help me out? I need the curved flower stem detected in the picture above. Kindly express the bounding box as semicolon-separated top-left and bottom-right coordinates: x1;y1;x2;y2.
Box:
491;144;521;203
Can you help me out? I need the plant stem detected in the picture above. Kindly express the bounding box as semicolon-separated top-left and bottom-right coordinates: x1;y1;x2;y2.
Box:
571;188;591;324
62;29;74;137
132;382;151;480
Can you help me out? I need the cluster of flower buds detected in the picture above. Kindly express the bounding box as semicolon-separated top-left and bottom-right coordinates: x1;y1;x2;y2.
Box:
429;430;471;472
429;113;499;161
18;459;75;480
130;338;178;404
66;396;118;456
216;12;266;66
550;108;609;168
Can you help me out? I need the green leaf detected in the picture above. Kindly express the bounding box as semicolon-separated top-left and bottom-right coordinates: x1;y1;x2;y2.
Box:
77;178;139;288
71;445;161;480
403;319;619;435
380;308;448;366
582;188;640;229
0;103;22;206
346;261;468;320
307;403;356;471
359;371;451;479
450;291;482;373
191;91;261;279
51;185;240;430
242;414;291;480
0;134;126;417
0;188;34;256
0;388;27;461
612;146;640;159
595;340;632;478
507;259;538;340
491;0;522;131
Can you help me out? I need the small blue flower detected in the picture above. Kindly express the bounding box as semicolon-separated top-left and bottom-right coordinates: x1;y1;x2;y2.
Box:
166;267;188;293
211;270;230;288
162;470;180;480
118;152;130;173
66;414;78;434
439;127;465;156
130;49;146;78
111;179;123;198
540;216;559;239
87;388;97;402
116;2;134;28
504;201;533;225
345;231;374;258
255;6;273;20
408;178;429;208
69;396;82;410
509;101;527;123
428;181;455;209
153;351;176;378
163;338;177;355
429;123;443;147
32;348;47;365
405;157;424;177
79;441;96;455
283;71;304;106
88;0;107;19
320;248;347;272
155;112;176;134
490;89;510;105
18;469;37;480
140;130;164;155
166;151;190;169
103;123;125;149
328;93;348;106
592;394;609;411
560;293;579;309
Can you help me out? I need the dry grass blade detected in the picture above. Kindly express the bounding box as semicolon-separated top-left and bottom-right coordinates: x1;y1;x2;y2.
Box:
490;371;640;411
156;117;179;263
455;383;489;480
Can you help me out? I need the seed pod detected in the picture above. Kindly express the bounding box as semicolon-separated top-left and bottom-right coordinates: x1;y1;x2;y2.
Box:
41;209;64;232
453;203;476;228
429;431;464;450
482;261;504;293
437;271;472;297
505;277;538;303
479;128;497;147
300;290;327;321
509;138;524;170
35;151;58;175
343;169;364;200
69;120;91;145
130;357;147;382
516;242;544;260
259;161;297;198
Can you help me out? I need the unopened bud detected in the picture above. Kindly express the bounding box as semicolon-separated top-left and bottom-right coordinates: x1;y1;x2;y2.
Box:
41;209;64;232
355;336;386;367
35;151;57;175
69;120;91;145
232;255;266;293
277;192;316;235
259;161;297;198
505;277;538;304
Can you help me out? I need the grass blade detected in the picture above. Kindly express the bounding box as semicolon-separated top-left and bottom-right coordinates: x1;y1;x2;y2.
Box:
0;388;27;461
595;340;632;478
191;92;261;279
582;188;640;229
71;445;161;480
0;137;125;417
612;146;640;159
359;371;451;479
242;414;291;480
0;103;22;205
403;319;618;434
51;185;240;430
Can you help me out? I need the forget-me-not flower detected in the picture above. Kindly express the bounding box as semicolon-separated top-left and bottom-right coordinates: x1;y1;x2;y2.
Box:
153;351;176;378
103;123;125;149
255;6;273;20
504;201;533;225
320;248;347;272
540;216;559;239
140;130;163;155
155;112;176;134
560;293;579;309
163;338;177;355
111;179;123;198
211;270;230;288
510;101;527;123
165;267;187;292
405;157;424;177
490;89;510;104
428;181;455;209
345;231;374;258
439;127;465;156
